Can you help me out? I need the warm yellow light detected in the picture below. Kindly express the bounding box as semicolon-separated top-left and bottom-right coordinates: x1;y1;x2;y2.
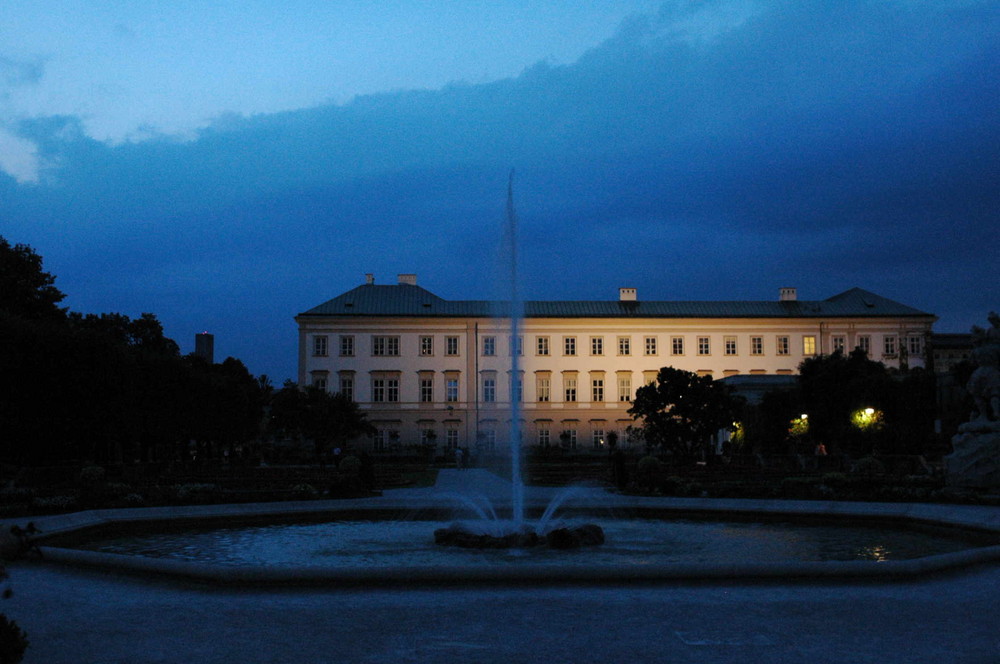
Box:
864;407;875;416
800;413;808;420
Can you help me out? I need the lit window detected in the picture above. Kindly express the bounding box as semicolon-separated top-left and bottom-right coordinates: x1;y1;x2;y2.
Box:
698;337;710;355
803;335;816;356
776;336;790;356
537;336;550;356
618;375;631;402
372;336;399;356
671;337;684;355
482;377;496;403
339;335;354;357
313;336;328;357
537;377;550;402
419;378;433;403
446;378;459;402
618;336;631;356
592;378;604;402
564;377;577;402
592;429;605;449
482;336;496;356
644;336;657;356
591;337;604;356
564;337;576;356
750;336;763;356
445;336;460;356
725;336;737;356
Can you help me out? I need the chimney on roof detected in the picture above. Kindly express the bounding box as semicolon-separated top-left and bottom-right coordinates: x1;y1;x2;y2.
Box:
780;287;797;301
398;273;417;286
619;287;637;301
365;273;374;285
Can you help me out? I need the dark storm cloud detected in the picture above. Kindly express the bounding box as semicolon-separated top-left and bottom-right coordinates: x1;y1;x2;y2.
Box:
1;0;997;380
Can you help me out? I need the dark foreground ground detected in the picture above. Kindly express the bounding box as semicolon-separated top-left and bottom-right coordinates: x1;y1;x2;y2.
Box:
6;470;999;663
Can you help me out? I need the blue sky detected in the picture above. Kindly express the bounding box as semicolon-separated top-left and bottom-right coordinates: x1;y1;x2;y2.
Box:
2;1;998;382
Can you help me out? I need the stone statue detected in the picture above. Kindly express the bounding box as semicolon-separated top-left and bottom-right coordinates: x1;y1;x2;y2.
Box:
947;313;1000;488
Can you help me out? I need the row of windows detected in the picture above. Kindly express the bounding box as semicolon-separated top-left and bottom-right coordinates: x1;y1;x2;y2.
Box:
314;333;925;358
373;426;628;451
319;373;633;403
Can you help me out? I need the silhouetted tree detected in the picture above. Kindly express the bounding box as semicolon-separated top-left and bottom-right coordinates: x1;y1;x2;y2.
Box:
628;367;740;463
0;236;67;321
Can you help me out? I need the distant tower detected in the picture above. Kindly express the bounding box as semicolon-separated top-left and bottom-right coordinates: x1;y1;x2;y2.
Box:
195;332;215;364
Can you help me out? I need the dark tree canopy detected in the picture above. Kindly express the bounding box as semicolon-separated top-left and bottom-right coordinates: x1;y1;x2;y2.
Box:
628;366;740;461
268;383;374;462
0;236;67;320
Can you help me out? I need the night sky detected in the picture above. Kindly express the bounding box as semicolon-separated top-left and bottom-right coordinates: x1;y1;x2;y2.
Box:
2;1;997;382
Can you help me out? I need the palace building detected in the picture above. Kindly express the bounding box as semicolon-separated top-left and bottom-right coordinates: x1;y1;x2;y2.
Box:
296;274;936;453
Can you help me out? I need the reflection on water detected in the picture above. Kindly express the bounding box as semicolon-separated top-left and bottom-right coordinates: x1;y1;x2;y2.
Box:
71;518;987;568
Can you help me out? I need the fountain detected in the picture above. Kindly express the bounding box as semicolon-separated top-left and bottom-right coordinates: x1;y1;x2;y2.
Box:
431;171;605;549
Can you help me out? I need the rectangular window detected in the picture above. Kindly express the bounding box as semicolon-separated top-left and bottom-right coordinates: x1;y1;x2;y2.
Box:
419;378;433;403
509;335;523;356
373;430;388;452
592;378;604;402
564;430;577;450
725;336;737;356
419;336;433;356
908;335;923;355
618;375;631;402
420;429;435;445
511;375;523;402
481;430;496;451
372;336;399;356
698;337;710;355
857;335;871;356
883;336;897;356
445;336;459;356
482;336;496;356
482;377;496;403
590;336;604;356
592;429;605;449
446;378;459;402
445;429;459;450
537;336;550;356
313;376;327;390
537;377;550;402
538;429;550;447
372;378;386;402
386;378;399;402
313;335;328;357
803;335;816;356
750;336;763;356
564;377;577;402
339;335;354;357
564;337;577;356
339;376;354;401
671;337;684;355
832;336;845;353
776;336;790;356
618;336;631;356
644;336;657;356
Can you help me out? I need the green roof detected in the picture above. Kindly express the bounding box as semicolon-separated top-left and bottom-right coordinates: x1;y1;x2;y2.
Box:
298;285;934;320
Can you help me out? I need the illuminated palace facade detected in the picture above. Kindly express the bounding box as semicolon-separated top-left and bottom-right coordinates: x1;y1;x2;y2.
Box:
296;274;936;453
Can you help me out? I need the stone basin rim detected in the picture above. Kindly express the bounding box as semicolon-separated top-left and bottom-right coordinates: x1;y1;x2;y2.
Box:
11;496;1000;587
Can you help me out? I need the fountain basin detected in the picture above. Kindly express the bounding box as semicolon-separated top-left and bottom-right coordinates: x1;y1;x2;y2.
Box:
18;496;1000;586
